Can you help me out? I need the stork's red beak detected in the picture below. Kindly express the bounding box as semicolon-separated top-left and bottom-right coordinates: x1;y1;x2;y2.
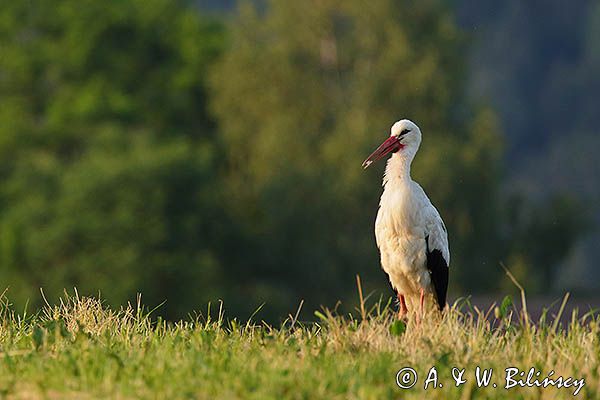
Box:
362;136;403;169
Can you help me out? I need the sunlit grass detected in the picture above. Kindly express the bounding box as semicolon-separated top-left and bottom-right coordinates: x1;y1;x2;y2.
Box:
0;285;597;399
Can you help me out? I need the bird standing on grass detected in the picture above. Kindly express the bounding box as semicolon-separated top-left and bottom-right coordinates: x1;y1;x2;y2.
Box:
362;119;449;319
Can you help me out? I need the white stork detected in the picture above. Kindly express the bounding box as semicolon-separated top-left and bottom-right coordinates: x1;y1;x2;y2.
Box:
362;119;449;318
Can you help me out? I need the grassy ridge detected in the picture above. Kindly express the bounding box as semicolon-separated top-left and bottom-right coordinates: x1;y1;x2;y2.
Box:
0;290;597;399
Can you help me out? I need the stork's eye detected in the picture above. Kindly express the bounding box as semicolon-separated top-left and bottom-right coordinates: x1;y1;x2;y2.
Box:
399;128;410;137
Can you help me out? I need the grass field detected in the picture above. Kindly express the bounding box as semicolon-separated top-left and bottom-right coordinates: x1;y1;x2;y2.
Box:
0;287;597;399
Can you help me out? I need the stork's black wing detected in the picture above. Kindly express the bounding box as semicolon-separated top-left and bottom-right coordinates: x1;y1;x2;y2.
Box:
425;235;449;310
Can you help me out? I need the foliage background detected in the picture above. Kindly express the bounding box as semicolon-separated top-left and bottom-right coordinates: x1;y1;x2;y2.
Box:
0;0;596;320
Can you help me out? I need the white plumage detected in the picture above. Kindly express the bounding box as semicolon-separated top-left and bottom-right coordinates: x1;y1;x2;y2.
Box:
363;119;450;318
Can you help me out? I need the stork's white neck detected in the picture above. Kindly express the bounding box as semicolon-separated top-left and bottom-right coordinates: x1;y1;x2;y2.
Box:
383;152;414;187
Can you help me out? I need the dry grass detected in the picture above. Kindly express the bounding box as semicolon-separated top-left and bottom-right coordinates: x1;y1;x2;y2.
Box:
0;286;598;399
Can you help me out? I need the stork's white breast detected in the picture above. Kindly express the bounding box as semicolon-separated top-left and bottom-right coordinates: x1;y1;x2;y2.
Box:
375;183;434;296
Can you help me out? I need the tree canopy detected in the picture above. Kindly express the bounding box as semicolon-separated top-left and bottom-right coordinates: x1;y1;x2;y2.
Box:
0;0;589;320
0;0;227;317
210;0;503;317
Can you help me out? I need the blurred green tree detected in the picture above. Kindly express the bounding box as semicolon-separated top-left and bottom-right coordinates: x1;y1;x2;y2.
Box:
459;0;595;293
500;194;589;293
0;0;227;317
0;0;586;321
210;0;504;317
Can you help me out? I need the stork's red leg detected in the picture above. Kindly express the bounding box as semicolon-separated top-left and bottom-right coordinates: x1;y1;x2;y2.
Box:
398;294;408;319
419;288;425;316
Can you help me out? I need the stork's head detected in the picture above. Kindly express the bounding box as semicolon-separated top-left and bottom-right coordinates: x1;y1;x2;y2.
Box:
362;119;422;169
